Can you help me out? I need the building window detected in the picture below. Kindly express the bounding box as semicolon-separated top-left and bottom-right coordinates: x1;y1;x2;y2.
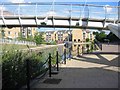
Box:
8;31;10;35
74;39;76;42
15;32;17;36
83;33;85;39
55;34;56;40
74;45;76;47
78;39;80;42
28;27;32;35
90;34;92;40
78;45;80;47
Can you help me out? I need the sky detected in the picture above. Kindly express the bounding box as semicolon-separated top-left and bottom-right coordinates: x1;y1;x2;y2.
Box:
0;0;119;3
0;0;119;33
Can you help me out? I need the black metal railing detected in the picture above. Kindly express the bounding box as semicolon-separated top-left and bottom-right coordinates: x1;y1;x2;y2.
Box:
26;50;64;90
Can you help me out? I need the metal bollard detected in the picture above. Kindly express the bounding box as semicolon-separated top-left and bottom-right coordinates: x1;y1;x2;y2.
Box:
64;49;66;64
77;46;79;56
49;53;51;77
56;51;59;71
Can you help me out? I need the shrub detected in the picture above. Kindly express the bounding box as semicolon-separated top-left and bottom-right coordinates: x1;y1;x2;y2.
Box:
2;50;47;89
2;46;58;89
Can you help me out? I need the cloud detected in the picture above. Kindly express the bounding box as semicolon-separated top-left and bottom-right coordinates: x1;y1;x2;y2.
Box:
103;5;112;13
8;0;25;3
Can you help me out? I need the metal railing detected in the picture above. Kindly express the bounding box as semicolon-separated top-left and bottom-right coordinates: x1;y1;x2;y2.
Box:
0;38;36;46
0;2;118;20
26;50;63;90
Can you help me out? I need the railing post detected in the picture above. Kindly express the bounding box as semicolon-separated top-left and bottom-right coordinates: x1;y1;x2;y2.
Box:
64;49;66;64
56;51;59;71
26;59;30;90
49;53;51;77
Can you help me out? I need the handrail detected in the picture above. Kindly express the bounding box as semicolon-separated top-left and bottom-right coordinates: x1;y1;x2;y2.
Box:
0;2;119;8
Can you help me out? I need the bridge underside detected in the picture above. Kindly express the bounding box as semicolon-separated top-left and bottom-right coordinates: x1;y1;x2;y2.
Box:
0;25;109;30
0;16;118;30
108;24;120;39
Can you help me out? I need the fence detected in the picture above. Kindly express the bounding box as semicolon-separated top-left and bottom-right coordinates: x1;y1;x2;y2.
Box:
0;38;36;46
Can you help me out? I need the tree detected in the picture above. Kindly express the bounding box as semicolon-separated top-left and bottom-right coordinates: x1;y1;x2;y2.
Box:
93;31;99;35
26;35;34;41
34;32;44;45
95;31;107;42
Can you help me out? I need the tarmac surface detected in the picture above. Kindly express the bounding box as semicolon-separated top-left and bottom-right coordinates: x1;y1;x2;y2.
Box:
31;54;119;88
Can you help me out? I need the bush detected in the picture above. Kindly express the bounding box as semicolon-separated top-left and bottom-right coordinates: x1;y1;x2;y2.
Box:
2;50;47;89
2;46;58;89
2;50;27;88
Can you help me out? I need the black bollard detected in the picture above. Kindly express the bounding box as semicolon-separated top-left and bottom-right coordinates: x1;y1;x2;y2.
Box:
77;46;79;56
64;49;66;64
49;53;51;77
56;51;59;71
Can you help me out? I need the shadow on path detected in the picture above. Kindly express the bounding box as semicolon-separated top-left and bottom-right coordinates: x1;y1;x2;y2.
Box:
73;54;119;67
31;67;118;88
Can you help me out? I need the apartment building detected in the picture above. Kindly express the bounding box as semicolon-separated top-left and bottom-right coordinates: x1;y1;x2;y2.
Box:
0;27;37;39
3;27;20;39
44;31;56;42
43;29;94;43
72;29;83;43
56;30;71;43
83;30;94;41
0;10;37;40
44;30;72;43
20;27;37;38
72;29;94;55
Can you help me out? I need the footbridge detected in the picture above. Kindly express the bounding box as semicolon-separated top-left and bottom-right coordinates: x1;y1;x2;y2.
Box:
0;2;119;38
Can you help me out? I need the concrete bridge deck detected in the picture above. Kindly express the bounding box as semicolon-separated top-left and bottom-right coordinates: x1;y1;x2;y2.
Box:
30;54;119;88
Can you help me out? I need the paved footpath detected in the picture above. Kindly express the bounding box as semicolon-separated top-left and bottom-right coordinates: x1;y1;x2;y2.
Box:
31;54;119;88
